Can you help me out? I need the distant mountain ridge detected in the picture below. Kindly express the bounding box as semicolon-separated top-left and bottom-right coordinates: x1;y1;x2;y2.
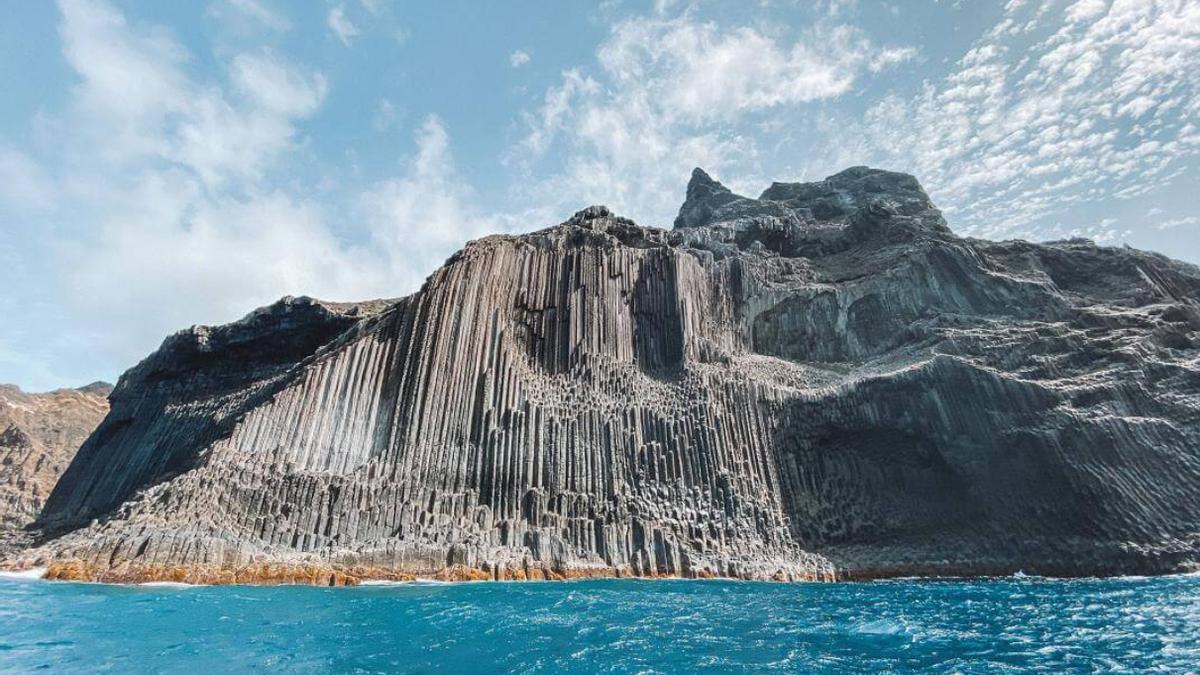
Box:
0;382;111;553
7;166;1200;585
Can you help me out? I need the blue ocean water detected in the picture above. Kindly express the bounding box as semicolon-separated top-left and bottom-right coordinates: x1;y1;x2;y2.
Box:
1;573;1198;673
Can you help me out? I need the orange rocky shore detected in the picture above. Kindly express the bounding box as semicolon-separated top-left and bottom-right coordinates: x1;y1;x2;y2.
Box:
15;555;1190;586
17;561;836;586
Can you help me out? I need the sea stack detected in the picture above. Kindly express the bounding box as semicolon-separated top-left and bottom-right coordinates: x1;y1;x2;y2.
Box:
12;167;1200;584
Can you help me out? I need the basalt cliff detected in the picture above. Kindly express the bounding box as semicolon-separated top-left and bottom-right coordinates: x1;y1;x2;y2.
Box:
8;167;1200;585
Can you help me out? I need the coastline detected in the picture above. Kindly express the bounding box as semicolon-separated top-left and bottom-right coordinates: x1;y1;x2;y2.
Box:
2;557;1195;587
30;560;831;586
4;566;1195;673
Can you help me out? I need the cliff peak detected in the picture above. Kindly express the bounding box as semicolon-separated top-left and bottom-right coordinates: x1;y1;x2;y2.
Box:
566;204;615;224
674;167;745;229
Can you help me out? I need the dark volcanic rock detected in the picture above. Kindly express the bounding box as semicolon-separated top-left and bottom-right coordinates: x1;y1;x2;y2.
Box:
12;167;1200;583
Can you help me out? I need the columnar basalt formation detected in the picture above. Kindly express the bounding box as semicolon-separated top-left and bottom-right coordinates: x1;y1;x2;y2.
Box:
0;382;111;553
10;167;1200;583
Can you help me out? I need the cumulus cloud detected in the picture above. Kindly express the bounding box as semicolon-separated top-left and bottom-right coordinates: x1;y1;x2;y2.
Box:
509;14;914;226
595;19;873;123
361;116;506;290
7;0;1197;392
833;0;1200;240
37;0;372;360
57;0;329;188
868;45;917;72
0;0;493;389
62;182;386;338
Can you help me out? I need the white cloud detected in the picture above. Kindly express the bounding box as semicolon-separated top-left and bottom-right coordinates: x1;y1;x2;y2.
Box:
652;0;680;15
1065;0;1107;24
509;50;531;68
1157;216;1199;230
510;14;913;226
595;18;880;124
328;4;360;46
359;0;386;15
3;0;495;389
373;98;401;131
62;180;387;341
231;50;327;116
0;146;55;212
58;0;189;158
56;114;494;382
220;0;290;32
40;0;374;360
57;0;327;188
869;45;917;72
834;0;1200;240
362;116;507;289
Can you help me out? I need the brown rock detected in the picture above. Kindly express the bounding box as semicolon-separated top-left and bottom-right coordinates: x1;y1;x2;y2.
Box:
0;383;110;552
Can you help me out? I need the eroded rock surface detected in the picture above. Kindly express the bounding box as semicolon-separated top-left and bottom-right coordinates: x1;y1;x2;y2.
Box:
0;382;110;553
13;167;1200;583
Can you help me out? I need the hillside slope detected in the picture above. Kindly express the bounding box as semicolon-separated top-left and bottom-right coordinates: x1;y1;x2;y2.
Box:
0;383;110;553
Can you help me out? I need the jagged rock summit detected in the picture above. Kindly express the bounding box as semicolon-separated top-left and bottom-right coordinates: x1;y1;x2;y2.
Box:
9;166;1200;585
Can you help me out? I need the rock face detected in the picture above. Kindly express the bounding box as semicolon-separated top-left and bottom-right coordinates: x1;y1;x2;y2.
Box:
14;167;1200;583
0;383;111;552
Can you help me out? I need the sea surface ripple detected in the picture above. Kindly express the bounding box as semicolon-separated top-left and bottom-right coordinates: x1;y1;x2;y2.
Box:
1;573;1198;672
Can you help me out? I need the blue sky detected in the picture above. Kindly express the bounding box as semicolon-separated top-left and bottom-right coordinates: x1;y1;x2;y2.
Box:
1;0;1198;391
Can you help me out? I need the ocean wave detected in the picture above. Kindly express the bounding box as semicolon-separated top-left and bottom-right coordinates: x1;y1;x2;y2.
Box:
1;574;1197;671
0;567;46;580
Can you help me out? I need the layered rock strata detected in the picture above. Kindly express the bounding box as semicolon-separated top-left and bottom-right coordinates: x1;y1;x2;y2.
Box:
10;167;1200;584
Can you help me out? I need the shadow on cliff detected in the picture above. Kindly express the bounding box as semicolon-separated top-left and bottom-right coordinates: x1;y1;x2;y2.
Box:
34;297;377;538
770;354;1200;576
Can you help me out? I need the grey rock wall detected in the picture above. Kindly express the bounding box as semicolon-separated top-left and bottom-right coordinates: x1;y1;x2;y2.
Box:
16;167;1200;581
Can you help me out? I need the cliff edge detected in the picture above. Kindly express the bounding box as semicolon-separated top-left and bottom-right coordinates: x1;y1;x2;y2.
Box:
10;167;1200;584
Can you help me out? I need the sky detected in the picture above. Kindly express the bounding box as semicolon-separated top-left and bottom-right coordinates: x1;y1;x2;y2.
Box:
1;0;1198;391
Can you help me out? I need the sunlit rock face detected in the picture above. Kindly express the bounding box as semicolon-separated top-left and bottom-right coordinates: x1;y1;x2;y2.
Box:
0;382;110;553
19;167;1200;582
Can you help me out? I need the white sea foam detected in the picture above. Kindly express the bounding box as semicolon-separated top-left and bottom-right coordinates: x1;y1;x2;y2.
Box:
137;581;199;588
0;567;46;580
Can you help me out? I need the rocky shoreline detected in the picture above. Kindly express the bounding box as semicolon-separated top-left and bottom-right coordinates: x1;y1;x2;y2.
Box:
31;561;809;586
6;553;1197;587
